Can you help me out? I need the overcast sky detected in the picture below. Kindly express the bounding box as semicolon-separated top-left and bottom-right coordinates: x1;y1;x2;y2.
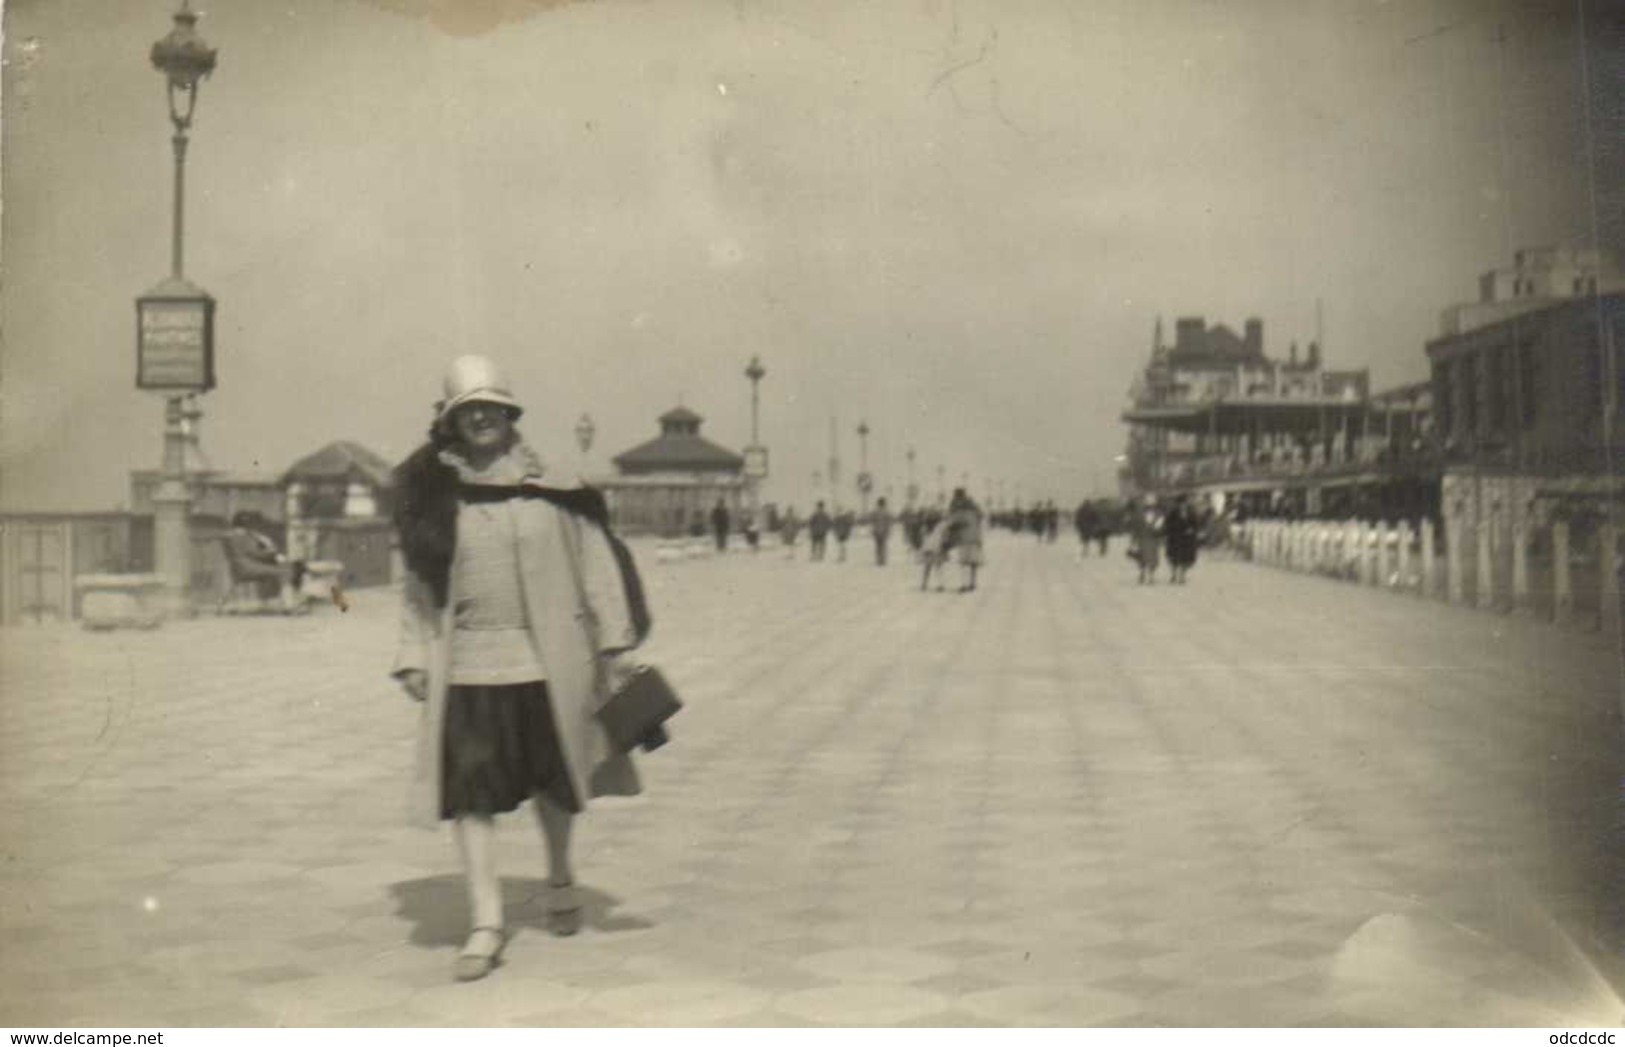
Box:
2;0;1620;513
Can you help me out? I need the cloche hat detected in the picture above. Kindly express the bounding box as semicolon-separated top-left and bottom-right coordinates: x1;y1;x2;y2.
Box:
438;354;522;421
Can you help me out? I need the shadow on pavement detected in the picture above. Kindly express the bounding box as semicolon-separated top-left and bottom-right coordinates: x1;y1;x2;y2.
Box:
388;875;656;947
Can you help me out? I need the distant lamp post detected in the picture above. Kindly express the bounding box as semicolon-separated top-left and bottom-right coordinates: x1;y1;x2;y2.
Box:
905;446;918;507
574;413;595;477
855;421;872;515
745;356;766;446
141;0;218;618
742;356;769;514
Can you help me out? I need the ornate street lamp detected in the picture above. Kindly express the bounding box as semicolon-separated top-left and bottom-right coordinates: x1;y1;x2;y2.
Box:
151;0;215;281
745;356;766;446
139;1;218;617
855;420;872;515
742;356;768;515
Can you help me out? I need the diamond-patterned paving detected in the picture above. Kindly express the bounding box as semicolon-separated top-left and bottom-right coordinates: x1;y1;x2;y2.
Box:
1;536;1621;1026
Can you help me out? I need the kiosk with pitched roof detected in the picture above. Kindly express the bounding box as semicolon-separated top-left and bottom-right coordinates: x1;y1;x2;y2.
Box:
602;407;747;537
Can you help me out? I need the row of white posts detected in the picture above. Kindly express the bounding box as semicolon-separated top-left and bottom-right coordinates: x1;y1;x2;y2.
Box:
1241;516;1622;631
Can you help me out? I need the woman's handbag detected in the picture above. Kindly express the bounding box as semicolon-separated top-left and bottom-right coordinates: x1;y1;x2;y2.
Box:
598;665;682;753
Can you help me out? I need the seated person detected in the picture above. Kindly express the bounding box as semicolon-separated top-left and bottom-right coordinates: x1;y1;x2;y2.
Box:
224;512;305;607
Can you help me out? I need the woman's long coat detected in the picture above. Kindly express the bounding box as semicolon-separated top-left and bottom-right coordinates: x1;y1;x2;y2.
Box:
1164;505;1201;568
1131;511;1164;569
392;490;644;828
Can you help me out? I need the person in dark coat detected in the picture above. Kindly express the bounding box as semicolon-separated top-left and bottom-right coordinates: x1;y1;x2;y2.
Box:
833;509;854;562
1164;494;1201;584
870;497;894;566
224;511;305;609
1074;500;1100;558
808;502;832;562
710;498;731;552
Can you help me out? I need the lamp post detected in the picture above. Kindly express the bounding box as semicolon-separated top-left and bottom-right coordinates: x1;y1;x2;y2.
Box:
856;420;871;515
905;446;917;507
743;356;768;523
745;356;766;446
142;1;217;617
574;412;595;474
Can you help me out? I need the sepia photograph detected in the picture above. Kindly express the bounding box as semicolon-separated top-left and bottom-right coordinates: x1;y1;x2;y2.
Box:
1;0;1623;1029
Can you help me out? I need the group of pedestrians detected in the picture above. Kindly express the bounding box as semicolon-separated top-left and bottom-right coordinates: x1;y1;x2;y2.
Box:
1127;493;1204;584
757;490;988;594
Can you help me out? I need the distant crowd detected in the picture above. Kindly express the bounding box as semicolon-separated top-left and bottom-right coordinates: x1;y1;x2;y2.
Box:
696;489;1236;591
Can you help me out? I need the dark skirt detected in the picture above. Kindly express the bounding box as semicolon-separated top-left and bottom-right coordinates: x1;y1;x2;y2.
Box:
441;682;580;819
1167;532;1200;568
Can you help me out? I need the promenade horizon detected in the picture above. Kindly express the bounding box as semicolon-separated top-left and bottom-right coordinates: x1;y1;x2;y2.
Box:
2;535;1621;1027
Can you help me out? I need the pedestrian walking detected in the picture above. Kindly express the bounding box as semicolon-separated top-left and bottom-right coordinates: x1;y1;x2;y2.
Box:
1164;493;1201;584
390;355;652;983
918;513;956;591
870;497;894;565
780;506;801;558
833;509;854;562
1027;505;1045;541
1128;496;1163;584
808;502;832;562
901;506;924;552
1073;500;1100;558
710;498;731;553
949;488;985;591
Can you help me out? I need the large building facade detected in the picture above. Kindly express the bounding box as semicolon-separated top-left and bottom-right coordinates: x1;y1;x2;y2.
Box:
1428;289;1625;536
1120;316;1434;520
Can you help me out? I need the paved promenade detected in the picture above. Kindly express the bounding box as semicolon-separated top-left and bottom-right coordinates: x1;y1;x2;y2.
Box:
1;535;1621;1027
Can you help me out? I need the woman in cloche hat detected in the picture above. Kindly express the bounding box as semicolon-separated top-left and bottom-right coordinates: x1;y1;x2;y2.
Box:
390;355;652;982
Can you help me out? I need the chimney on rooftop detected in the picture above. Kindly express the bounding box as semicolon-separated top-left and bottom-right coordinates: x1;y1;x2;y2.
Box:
1175;317;1205;355
1244;318;1263;357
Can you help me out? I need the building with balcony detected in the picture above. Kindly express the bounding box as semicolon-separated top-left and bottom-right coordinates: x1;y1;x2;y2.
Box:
1120;316;1436;521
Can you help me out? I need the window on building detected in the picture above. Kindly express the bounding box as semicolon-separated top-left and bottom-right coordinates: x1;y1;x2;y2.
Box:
1460;356;1479;437
1586;332;1604;418
1614;314;1625;416
1433;366;1453;440
1518;341;1541;429
1486;345;1511;435
299;481;346;519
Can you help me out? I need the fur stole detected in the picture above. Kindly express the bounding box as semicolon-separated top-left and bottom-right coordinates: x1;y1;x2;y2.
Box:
391;442;650;644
